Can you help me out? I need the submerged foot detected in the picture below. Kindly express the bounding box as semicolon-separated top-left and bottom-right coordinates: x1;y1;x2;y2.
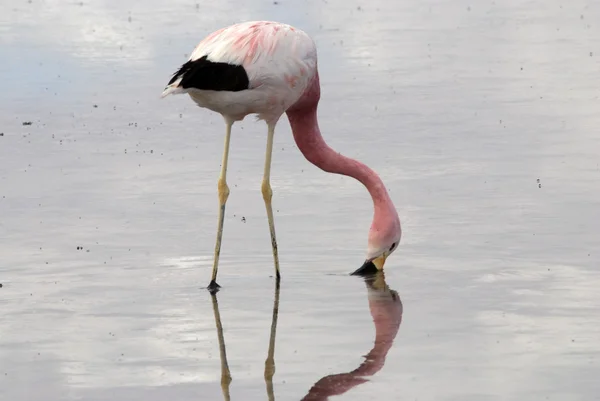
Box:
208;280;221;294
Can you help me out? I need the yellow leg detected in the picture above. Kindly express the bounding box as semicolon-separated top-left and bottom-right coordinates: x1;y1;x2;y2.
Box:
210;293;232;401
208;119;233;293
261;122;281;280
264;280;280;401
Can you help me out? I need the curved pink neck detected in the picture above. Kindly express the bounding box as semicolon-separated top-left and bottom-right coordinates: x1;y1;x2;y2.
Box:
286;97;397;230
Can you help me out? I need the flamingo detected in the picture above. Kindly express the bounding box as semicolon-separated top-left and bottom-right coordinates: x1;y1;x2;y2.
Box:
161;21;401;292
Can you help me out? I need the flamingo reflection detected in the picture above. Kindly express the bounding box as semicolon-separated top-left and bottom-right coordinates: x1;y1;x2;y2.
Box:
210;280;280;401
301;273;403;400
209;272;402;400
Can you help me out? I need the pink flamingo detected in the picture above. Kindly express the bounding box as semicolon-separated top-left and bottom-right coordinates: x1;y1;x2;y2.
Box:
162;21;401;292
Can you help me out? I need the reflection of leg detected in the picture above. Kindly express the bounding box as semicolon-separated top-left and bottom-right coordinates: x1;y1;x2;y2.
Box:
261;122;281;280
208;118;234;293
211;293;232;401
264;280;281;401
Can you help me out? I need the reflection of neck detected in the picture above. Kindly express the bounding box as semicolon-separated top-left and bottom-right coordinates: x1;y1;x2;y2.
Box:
301;277;403;401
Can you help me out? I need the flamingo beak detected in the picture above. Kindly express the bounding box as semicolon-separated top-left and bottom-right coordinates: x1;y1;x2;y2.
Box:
371;255;387;270
351;254;387;276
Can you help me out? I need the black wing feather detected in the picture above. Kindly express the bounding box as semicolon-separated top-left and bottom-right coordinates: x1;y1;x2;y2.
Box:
168;56;250;92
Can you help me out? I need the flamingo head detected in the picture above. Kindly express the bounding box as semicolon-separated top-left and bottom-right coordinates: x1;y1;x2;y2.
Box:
351;214;401;276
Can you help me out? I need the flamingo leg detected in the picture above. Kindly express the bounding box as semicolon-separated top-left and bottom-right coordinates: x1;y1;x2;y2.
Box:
210;293;232;400
261;122;281;279
264;279;280;401
208;118;233;292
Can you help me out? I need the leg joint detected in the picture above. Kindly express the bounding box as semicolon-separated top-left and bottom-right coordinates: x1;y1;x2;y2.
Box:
218;179;230;204
261;180;272;202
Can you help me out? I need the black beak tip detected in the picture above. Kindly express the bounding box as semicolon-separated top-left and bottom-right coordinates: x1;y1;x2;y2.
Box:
350;260;379;277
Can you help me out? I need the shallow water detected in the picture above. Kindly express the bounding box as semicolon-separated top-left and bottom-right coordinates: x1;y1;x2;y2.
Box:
1;0;600;400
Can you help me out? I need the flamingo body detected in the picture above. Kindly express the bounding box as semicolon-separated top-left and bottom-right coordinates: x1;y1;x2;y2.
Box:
162;21;317;123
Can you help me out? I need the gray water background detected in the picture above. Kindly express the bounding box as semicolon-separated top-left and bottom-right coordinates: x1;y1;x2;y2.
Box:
1;0;599;400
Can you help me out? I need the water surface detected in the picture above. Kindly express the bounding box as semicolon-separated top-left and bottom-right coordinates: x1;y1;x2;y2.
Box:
1;0;599;400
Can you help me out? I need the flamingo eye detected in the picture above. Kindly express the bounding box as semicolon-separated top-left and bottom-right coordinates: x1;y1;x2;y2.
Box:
389;242;396;251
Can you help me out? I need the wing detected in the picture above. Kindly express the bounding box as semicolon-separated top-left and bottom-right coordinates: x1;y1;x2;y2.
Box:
191;21;317;89
167;55;249;92
163;21;317;101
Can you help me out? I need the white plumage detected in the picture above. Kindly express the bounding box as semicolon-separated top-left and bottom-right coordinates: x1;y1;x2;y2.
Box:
162;21;318;123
